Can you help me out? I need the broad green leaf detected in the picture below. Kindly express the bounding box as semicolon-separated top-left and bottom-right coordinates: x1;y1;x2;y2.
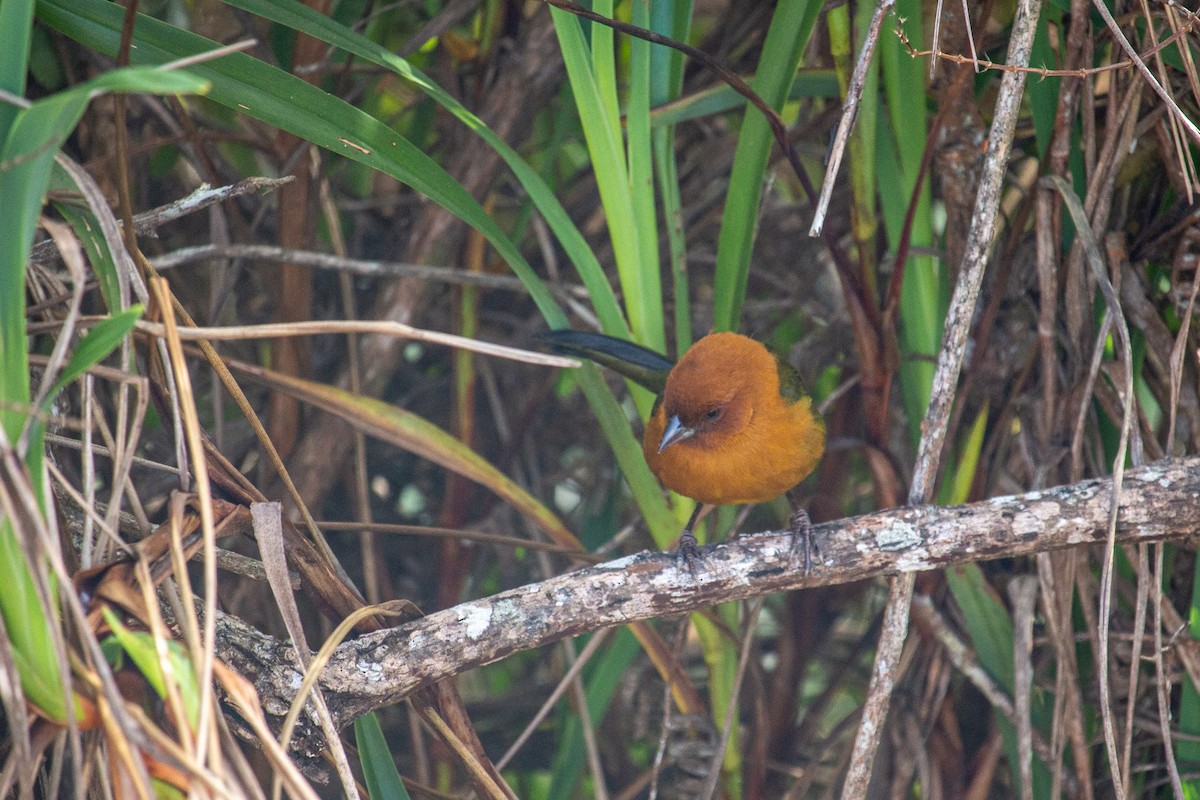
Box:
356;713;412;800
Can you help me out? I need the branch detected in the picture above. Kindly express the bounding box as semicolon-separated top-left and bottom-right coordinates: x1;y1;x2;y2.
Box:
216;458;1200;757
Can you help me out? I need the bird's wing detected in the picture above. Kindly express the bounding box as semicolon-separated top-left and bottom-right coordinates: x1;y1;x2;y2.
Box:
773;352;811;405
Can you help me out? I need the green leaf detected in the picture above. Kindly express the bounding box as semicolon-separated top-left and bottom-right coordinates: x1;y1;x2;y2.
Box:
37;0;560;326
47;306;143;401
941;403;988;506
712;0;822;331
102;608;201;732
355;712;412;800
214;0;630;340
0;0;35;139
0;517;67;722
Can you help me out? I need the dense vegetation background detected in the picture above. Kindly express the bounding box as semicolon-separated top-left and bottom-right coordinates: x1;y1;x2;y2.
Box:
4;0;1200;797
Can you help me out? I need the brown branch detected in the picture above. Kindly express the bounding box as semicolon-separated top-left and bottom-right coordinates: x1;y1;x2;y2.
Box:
213;458;1200;760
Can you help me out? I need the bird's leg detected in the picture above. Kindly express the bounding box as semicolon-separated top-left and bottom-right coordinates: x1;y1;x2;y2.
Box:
676;504;706;568
785;489;814;575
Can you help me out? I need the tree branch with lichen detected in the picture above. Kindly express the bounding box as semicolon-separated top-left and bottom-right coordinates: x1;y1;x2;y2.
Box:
214;457;1200;759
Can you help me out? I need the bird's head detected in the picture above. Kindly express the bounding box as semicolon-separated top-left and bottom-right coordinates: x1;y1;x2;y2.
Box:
656;332;774;453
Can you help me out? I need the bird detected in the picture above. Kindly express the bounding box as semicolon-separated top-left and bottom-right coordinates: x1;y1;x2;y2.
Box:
541;329;825;569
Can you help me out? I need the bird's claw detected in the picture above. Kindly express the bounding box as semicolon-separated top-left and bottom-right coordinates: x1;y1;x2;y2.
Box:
788;507;814;576
676;530;701;574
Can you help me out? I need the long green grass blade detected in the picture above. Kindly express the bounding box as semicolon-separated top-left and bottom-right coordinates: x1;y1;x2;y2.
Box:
711;0;822;331
0;0;35;138
216;0;631;341
550;5;662;359
38;0;560;325
878;0;939;448
355;712;413;800
626;0;662;355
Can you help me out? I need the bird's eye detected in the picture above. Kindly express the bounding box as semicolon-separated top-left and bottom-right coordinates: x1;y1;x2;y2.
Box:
706;408;722;420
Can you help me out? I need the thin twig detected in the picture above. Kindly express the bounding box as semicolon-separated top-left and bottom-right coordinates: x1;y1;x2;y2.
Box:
699;598;766;800
31;177;294;264
150;242;588;297
495;628;613;770
897;10;1200;79
839;0;1043;794
133;319;579;367
1043;174;1137;800
1090;0;1200;146
810;0;894;236
1155;543;1186;800
1009;577;1038;800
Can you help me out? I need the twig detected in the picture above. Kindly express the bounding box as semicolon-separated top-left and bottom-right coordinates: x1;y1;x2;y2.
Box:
1154;543;1186;800
839;0;1043;794
495;628;613;771
1009;576;1039;800
699;598;765;800
31;177;294;264
1043;173;1137;800
810;0;894;236
897;10;1200;79
150;242;588;298
133;319;580;368
1090;0;1200;146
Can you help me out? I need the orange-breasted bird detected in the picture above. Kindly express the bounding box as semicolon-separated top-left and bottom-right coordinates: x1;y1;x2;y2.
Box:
542;329;825;568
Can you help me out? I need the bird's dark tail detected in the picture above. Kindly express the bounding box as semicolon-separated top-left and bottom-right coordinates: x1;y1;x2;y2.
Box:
537;329;674;394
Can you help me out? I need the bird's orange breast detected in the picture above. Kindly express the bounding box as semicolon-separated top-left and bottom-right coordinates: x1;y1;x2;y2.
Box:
644;396;824;505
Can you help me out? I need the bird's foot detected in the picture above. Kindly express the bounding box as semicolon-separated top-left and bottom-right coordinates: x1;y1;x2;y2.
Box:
675;530;701;573
788;507;814;576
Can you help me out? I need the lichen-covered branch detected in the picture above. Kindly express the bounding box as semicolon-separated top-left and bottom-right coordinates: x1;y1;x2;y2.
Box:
217;458;1200;756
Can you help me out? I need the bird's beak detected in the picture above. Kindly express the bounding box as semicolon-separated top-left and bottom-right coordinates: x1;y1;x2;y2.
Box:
657;414;695;453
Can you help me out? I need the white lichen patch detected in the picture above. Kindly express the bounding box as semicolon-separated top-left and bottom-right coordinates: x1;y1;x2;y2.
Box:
357;661;384;683
894;551;931;571
460;605;492;639
492;598;522;625
874;521;922;552
1012;501;1062;536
